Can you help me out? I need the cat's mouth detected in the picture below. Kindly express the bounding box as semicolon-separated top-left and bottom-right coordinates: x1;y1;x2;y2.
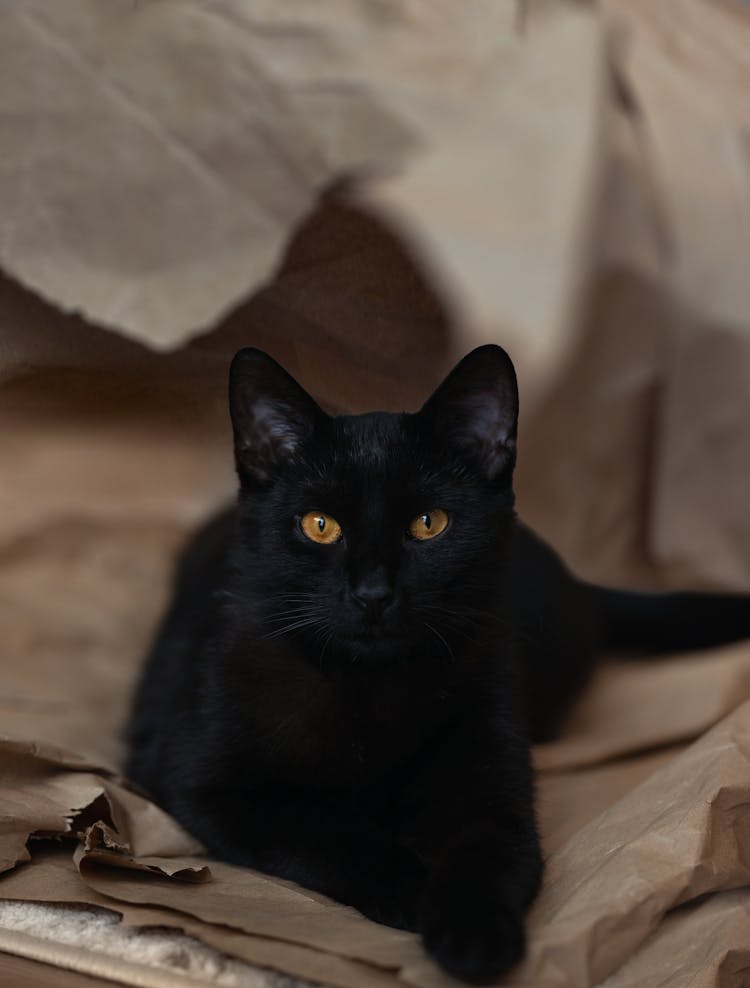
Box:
343;628;403;645
335;627;408;655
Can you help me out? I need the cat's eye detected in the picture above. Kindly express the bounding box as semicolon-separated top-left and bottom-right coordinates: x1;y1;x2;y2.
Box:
300;511;343;545
408;509;449;541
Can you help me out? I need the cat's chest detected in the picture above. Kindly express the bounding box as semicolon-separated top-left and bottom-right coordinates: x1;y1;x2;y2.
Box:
239;658;448;787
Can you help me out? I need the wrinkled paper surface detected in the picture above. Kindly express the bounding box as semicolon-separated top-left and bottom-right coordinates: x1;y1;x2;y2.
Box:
2;1;750;986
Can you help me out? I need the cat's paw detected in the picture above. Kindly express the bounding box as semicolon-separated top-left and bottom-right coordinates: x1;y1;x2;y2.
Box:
421;896;525;984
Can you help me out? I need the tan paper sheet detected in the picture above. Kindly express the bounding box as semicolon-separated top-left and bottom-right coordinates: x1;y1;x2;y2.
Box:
2;1;750;986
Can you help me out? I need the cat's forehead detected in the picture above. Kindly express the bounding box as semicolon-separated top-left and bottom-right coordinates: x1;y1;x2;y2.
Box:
286;408;485;520
300;410;436;500
333;411;410;467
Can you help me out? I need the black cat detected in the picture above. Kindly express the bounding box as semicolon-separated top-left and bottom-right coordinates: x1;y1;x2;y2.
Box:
127;345;749;984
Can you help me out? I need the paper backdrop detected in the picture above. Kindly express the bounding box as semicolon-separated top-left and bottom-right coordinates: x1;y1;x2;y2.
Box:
1;1;750;986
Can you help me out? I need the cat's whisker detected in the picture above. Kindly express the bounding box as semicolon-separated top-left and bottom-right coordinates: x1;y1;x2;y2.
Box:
268;595;318;604
268;591;315;603
421;603;512;634
427;617;483;648
311;624;334;652
437;612;510;648
319;630;334;667
261;616;328;640
217;589;244;602
263;607;319;625
423;621;455;663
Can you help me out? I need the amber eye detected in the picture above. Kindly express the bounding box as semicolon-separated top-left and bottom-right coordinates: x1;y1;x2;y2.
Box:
408;509;449;541
300;511;342;545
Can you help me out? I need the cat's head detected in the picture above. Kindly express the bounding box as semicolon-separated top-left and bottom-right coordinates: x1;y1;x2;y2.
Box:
228;346;518;663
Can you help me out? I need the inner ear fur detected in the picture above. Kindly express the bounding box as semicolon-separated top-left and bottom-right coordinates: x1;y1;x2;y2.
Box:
419;344;519;482
229;348;326;484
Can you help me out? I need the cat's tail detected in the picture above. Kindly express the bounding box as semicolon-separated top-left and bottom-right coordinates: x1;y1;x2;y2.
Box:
583;584;750;655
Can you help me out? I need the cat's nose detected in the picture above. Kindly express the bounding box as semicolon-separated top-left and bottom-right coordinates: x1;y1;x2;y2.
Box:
350;577;393;619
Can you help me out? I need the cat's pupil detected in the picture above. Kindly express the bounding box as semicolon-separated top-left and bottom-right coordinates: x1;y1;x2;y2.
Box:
422;514;431;529
317;516;326;533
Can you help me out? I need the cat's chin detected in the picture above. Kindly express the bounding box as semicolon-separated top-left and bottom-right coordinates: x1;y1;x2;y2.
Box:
328;631;410;663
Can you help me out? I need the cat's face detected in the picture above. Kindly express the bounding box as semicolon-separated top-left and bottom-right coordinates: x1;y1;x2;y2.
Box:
229;346;518;662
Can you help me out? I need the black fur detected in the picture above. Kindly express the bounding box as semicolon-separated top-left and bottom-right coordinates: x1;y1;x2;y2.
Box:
127;346;749;984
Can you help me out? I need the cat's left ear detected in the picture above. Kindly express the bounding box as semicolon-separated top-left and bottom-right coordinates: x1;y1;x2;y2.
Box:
229;348;326;485
419;345;518;482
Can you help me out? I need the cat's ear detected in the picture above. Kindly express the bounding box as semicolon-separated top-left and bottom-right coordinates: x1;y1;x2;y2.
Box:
229;348;325;484
419;345;518;482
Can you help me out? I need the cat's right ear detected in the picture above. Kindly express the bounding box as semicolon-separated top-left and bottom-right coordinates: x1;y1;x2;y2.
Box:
229;348;326;485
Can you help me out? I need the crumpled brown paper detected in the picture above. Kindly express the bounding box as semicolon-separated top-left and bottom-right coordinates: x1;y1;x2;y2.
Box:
2;0;750;986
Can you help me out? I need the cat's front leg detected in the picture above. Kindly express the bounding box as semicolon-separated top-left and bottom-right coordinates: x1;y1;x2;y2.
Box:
171;786;426;931
409;724;542;983
420;818;541;983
